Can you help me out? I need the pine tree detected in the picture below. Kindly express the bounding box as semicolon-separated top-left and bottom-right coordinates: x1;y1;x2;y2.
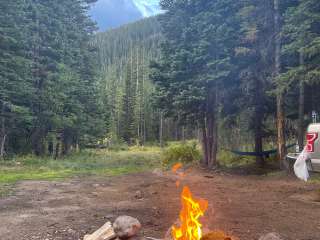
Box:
154;0;242;168
235;0;277;166
281;0;320;150
0;0;33;157
0;0;107;157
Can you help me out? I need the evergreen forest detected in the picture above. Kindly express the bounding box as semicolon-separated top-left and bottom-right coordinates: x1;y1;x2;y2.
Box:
1;0;320;171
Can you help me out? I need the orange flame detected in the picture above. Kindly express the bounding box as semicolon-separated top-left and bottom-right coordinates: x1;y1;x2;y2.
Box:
172;163;185;187
172;163;183;173
172;186;208;240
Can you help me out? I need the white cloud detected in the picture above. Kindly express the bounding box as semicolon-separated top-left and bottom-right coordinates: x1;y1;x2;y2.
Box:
132;0;162;17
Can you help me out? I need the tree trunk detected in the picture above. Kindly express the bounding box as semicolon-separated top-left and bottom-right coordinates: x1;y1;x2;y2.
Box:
197;127;201;143
159;111;163;148
202;87;218;169
136;47;140;142
181;126;185;142
31;128;46;156
143;118;146;145
207;113;214;168
48;141;54;157
254;78;264;166
0;134;6;159
298;52;305;151
55;141;61;159
175;121;179;141
211;115;218;169
142;48;146;145
201;123;209;166
62;130;73;155
0;104;6;159
254;122;264;166
0;120;6;159
63;140;71;155
274;0;287;167
277;95;286;167
54;133;62;159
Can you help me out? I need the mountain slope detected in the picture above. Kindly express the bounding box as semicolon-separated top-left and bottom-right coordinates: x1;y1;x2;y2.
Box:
94;17;162;142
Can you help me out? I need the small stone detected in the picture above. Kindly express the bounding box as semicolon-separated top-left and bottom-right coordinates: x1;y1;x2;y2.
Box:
104;214;115;220
83;235;91;240
92;192;99;196
259;233;283;240
68;228;76;235
152;168;163;176
134;190;143;199
113;216;141;239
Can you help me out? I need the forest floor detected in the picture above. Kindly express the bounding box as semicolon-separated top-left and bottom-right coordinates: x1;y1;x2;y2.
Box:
0;167;319;240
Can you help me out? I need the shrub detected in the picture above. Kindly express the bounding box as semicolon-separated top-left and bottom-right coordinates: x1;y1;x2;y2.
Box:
161;141;202;167
217;150;255;167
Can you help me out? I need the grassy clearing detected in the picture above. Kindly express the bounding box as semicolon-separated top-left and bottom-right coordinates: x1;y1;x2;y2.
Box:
0;147;161;195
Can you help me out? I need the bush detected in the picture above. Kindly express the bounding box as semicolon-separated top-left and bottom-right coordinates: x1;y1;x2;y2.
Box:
161;141;202;167
217;150;255;167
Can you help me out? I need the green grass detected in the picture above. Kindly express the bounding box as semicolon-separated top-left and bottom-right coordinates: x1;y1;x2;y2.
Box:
308;172;320;183
161;140;202;168
217;149;256;167
0;147;161;196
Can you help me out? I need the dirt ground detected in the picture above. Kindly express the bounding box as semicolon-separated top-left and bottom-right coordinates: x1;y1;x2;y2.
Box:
0;168;319;240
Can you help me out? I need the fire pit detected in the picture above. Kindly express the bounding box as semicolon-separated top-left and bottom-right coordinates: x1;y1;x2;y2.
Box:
83;165;283;240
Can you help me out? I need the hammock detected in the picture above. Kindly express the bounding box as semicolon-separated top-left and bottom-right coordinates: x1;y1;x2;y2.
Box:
227;143;296;157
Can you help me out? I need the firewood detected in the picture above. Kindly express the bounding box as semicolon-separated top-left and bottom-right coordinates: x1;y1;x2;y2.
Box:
201;231;237;240
84;222;117;240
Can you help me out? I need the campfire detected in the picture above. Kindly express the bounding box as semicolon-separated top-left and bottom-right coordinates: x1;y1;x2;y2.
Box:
171;164;235;240
171;186;208;240
84;165;286;240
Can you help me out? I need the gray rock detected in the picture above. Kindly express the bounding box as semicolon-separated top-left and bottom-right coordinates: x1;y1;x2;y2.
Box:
259;233;283;240
152;168;163;176
113;216;141;239
134;190;143;199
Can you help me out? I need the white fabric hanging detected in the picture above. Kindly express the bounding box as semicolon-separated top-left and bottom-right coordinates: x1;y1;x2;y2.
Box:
294;147;310;182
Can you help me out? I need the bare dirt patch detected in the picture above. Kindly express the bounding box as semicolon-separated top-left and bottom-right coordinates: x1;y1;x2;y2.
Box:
0;169;319;240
